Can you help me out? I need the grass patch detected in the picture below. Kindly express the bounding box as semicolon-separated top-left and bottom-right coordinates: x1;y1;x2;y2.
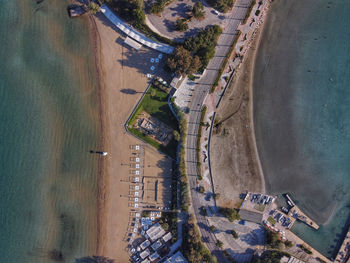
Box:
127;85;178;158
254;204;266;212
267;216;276;225
196;106;207;179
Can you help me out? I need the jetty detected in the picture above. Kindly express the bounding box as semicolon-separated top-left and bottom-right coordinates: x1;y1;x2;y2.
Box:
283;194;319;230
334;225;350;263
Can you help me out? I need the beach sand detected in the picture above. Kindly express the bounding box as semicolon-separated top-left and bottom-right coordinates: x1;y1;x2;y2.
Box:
92;13;173;262
210;21;265;208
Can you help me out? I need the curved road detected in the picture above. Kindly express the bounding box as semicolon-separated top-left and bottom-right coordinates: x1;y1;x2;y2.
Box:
185;0;253;262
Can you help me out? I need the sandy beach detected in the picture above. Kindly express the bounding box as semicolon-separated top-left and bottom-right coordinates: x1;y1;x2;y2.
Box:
90;13;173;262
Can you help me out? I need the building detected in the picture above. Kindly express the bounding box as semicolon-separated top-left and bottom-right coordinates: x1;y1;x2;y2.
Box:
162;232;173;243
140;239;151;250
164;251;188;263
146;223;166;242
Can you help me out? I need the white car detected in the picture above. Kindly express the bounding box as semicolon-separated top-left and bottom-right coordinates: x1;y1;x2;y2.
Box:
214;10;220;15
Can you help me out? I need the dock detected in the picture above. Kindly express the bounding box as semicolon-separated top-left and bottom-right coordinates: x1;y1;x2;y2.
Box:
288;205;319;230
334;225;350;263
283;194;319;230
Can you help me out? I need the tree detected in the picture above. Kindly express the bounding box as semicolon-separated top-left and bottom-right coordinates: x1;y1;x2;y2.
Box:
284;240;293;248
173;130;180;141
198;185;205;193
206;0;233;12
150;88;156;97
162;222;169;231
210;225;216;232
231;229;238;239
219;207;241;222
167;46;201;76
266;229;283;250
192;2;205;19
175;18;188;32
88;2;100;14
216;240;223;248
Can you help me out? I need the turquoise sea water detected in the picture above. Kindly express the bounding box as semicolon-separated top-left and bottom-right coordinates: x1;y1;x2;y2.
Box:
254;0;350;258
0;0;100;262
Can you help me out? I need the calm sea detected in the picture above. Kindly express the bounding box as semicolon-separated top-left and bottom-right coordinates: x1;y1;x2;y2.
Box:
0;0;101;262
254;0;350;258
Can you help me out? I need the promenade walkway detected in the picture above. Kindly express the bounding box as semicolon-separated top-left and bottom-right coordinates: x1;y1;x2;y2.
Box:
100;4;174;54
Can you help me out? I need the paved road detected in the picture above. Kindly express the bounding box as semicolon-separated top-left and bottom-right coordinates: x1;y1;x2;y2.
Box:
185;0;253;262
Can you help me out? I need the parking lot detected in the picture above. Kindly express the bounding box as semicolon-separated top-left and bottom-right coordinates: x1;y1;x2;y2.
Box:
146;0;230;41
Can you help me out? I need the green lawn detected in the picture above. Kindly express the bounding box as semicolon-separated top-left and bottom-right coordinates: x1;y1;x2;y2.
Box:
267;216;276;225
127;85;178;158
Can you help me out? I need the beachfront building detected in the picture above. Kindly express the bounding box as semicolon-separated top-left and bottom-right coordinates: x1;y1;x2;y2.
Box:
164;251;188;263
146;222;166;242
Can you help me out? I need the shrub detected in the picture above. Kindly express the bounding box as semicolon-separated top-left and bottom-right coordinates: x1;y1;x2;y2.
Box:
216;240;223;248
200;206;207;216
231;230;238;239
266;229;283;250
88;2;100;14
175;18;189;31
300;244;313;255
182;218;218;262
219;207;241;222
284;240;293;248
192;2;205;19
207;0;234;13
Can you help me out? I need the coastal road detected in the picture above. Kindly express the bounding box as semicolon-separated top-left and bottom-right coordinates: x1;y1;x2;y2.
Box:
185;0;253;261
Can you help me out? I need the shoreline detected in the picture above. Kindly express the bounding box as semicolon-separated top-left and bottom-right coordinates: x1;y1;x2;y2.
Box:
246;18;267;196
210;3;270;207
87;14;108;256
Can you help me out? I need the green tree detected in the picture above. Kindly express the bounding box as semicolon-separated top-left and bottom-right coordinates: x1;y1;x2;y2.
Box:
207;0;233;12
175;18;188;32
219;207;241;222
210;225;216;232
266;229;283;250
285;240;293;248
167;46;201;76
88;2;100;14
173;130;180;141
192;2;205;19
198;185;205;193
216;240;223;248
231;229;238;239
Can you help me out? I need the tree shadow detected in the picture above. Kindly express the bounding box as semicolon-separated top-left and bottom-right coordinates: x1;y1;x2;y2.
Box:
75;256;114;263
120;88;143;94
240;228;265;246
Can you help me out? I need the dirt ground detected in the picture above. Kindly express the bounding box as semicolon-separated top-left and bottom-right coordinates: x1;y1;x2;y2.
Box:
93;13;173;262
210;27;265;208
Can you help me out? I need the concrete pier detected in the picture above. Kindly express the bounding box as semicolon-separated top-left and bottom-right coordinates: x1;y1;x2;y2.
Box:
334;225;350;263
288;205;319;230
